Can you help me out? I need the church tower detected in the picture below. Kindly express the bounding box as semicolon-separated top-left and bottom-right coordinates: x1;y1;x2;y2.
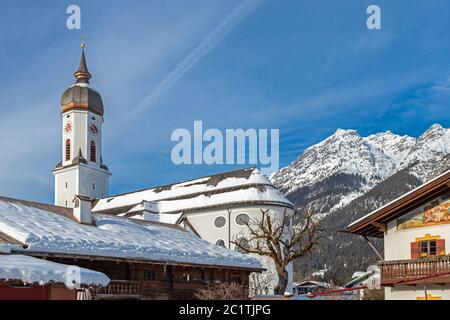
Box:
53;41;111;208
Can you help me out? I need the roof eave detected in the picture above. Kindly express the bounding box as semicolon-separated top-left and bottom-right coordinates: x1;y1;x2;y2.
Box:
347;170;450;237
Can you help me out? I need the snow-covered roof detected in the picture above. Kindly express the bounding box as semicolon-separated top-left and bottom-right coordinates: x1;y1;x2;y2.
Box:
348;169;450;229
0;244;22;254
345;270;374;288
0;255;110;287
92;168;294;215
0;198;261;270
293;280;330;288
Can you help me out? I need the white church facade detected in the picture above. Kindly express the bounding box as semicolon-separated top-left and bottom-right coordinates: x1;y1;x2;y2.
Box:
52;44;296;293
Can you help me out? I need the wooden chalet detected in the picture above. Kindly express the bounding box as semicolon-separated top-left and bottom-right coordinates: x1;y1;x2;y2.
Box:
0;196;263;300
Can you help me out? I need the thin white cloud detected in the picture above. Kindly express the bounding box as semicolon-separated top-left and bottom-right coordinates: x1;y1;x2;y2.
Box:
116;0;263;129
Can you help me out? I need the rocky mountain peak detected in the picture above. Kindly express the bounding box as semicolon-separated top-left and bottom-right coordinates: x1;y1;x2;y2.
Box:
418;123;447;142
272;123;449;285
271;124;449;212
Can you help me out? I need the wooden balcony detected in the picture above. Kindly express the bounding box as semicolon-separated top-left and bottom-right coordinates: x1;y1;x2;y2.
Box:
91;280;143;300
380;256;450;286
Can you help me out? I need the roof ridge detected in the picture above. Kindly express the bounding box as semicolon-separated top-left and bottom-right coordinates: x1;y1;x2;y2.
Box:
0;196;72;216
102;167;258;200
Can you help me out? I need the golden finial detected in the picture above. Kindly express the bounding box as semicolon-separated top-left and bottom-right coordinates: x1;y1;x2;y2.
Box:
81;34;86;49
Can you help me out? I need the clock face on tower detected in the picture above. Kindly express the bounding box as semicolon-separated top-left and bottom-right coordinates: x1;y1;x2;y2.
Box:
89;122;99;136
64;121;73;135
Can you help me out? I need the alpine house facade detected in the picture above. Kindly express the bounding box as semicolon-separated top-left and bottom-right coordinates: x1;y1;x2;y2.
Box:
348;170;450;300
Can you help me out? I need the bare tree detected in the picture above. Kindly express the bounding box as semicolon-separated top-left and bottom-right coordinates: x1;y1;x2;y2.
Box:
232;208;324;295
195;282;248;300
249;271;274;296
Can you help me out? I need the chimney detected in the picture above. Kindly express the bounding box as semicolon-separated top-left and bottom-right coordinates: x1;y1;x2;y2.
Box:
72;195;92;224
141;200;160;221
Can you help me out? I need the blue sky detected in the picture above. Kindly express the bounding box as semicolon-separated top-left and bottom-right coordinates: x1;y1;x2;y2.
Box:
0;0;449;203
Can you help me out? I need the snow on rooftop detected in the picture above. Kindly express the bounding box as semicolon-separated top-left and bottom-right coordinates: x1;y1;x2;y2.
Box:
93;168;293;213
0;255;110;287
0;244;22;254
0;200;261;270
157;185;291;213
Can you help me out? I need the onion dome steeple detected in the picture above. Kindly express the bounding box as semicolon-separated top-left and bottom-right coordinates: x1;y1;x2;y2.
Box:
61;38;104;117
74;49;92;84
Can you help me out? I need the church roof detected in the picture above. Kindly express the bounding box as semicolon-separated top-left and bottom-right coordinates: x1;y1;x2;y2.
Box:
75;49;91;84
92;168;294;219
0;197;262;270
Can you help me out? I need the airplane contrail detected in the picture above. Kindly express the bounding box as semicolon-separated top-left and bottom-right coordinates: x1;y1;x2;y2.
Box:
119;0;263;127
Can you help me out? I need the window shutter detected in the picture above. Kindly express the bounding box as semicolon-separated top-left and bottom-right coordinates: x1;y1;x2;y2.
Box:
411;242;419;259
436;239;446;256
65;139;71;161
90;141;96;162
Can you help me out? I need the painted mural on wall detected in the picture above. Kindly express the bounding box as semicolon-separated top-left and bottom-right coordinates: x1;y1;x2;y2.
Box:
397;194;450;230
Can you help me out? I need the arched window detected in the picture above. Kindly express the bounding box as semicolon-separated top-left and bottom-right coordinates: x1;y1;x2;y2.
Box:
235;237;250;254
65;139;71;161
90;141;96;162
216;239;226;248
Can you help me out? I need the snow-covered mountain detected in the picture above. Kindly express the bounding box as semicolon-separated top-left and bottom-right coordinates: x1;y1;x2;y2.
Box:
270;124;449;284
271;124;450;216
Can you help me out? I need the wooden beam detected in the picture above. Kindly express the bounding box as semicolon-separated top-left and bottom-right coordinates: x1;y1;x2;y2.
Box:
180;217;201;238
18;251;264;272
363;236;384;262
372;222;387;233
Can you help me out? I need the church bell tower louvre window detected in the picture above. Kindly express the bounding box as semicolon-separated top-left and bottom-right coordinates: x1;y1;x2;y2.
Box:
65;139;71;161
90;141;96;162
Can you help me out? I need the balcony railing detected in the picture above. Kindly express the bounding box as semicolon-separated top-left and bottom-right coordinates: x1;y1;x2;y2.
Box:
380;256;450;285
91;280;142;299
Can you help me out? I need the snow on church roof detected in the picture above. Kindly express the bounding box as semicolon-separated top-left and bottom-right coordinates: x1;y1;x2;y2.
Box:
0;198;261;270
92;168;294;215
0;255;110;287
